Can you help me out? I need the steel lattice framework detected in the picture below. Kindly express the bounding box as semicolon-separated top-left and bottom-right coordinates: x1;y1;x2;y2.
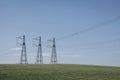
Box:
50;38;58;64
36;36;43;64
20;35;28;64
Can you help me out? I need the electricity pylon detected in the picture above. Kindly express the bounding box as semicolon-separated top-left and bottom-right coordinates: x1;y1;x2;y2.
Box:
21;35;28;64
16;35;28;64
35;36;43;64
50;38;58;64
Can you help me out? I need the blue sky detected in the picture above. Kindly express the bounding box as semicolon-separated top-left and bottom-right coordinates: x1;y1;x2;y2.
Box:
0;0;120;66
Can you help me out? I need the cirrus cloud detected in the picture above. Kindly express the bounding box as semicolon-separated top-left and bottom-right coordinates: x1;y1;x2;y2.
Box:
9;47;22;51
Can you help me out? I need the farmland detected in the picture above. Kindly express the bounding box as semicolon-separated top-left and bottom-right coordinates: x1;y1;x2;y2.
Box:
0;64;120;80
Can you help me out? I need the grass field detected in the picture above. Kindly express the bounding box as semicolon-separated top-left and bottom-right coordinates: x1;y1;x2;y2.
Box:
0;64;120;80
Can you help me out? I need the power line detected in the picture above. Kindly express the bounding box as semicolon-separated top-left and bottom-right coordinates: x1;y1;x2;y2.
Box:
60;38;120;46
58;38;120;48
57;16;120;41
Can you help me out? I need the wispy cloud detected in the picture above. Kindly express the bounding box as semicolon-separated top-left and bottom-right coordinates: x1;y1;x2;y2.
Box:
61;54;81;58
28;53;50;57
43;53;50;57
0;52;50;64
9;47;22;51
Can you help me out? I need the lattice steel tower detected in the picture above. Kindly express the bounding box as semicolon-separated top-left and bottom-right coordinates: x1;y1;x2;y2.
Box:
50;38;58;64
20;35;28;64
35;36;43;64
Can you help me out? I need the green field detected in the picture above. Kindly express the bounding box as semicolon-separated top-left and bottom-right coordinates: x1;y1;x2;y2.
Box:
0;64;120;80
